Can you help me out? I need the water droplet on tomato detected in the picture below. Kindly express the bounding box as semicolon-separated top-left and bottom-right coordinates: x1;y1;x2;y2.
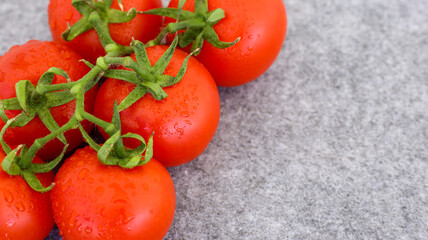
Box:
124;216;135;224
14;201;25;212
78;168;89;179
85;226;93;234
4;233;11;240
180;111;190;117
6;219;15;227
3;190;14;203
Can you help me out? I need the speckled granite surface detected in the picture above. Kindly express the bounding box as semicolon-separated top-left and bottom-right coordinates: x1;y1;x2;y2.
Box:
1;0;428;239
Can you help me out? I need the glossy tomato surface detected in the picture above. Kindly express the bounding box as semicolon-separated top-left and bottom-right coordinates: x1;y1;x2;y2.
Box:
167;0;287;86
0;40;97;160
0;152;54;240
94;46;220;167
51;147;176;240
48;0;163;62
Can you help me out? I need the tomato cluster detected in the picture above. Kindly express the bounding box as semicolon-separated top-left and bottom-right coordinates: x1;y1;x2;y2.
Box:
0;0;287;239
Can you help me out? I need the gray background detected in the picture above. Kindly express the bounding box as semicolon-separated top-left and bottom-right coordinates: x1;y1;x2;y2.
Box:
1;0;428;239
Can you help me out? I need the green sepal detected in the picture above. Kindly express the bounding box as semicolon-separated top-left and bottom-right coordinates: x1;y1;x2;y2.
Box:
98;130;121;166
194;0;208;16
206;8;225;25
62;17;92;41
179;27;202;48
141;133;154;166
133;41;151;69
117;85;147;111
153;37;179;75
203;26;240;49
143;81;167;100
111;101;122;132
15;80;35;114
21;171;54;193
143;8;194;20
0;115;19;154
8;112;35;128
103;69;139;84
1;145;23;176
118;155;141;169
78;123;101;151
0;98;21;110
108;8;137;23
121;132;146;157
38;67;71;86
28;144;68;173
190;31;205;53
37;107;67;145
158;47;195;87
46;91;76;108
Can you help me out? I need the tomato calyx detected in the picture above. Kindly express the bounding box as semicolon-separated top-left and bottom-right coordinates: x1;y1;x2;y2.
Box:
102;37;197;111
0;68;79;145
80;101;154;168
62;0;136;55
144;0;240;54
0;116;70;192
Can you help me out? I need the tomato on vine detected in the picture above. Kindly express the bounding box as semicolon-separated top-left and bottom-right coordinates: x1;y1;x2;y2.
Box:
0;151;54;240
51;146;176;240
48;0;163;62
0;40;97;160
157;0;287;87
94;42;220;167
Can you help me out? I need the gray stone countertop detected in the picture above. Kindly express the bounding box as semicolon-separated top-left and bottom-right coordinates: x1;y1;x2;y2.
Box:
1;0;427;239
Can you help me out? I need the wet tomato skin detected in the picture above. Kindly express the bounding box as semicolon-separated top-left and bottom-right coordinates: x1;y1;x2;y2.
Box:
94;46;220;167
0;151;55;240
51;147;176;240
167;0;287;87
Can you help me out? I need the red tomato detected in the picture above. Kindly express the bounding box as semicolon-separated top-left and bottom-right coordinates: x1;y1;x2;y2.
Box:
0;40;97;160
48;0;163;62
0;151;55;240
51;146;176;240
94;46;220;167
167;0;287;87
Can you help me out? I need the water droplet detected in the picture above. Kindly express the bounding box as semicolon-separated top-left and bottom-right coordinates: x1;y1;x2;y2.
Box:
15;201;25;212
6;219;15;227
180;111;190;117
63;50;72;60
85;226;93;234
78;168;89;179
3;190;14;203
177;128;184;136
124;216;135;224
